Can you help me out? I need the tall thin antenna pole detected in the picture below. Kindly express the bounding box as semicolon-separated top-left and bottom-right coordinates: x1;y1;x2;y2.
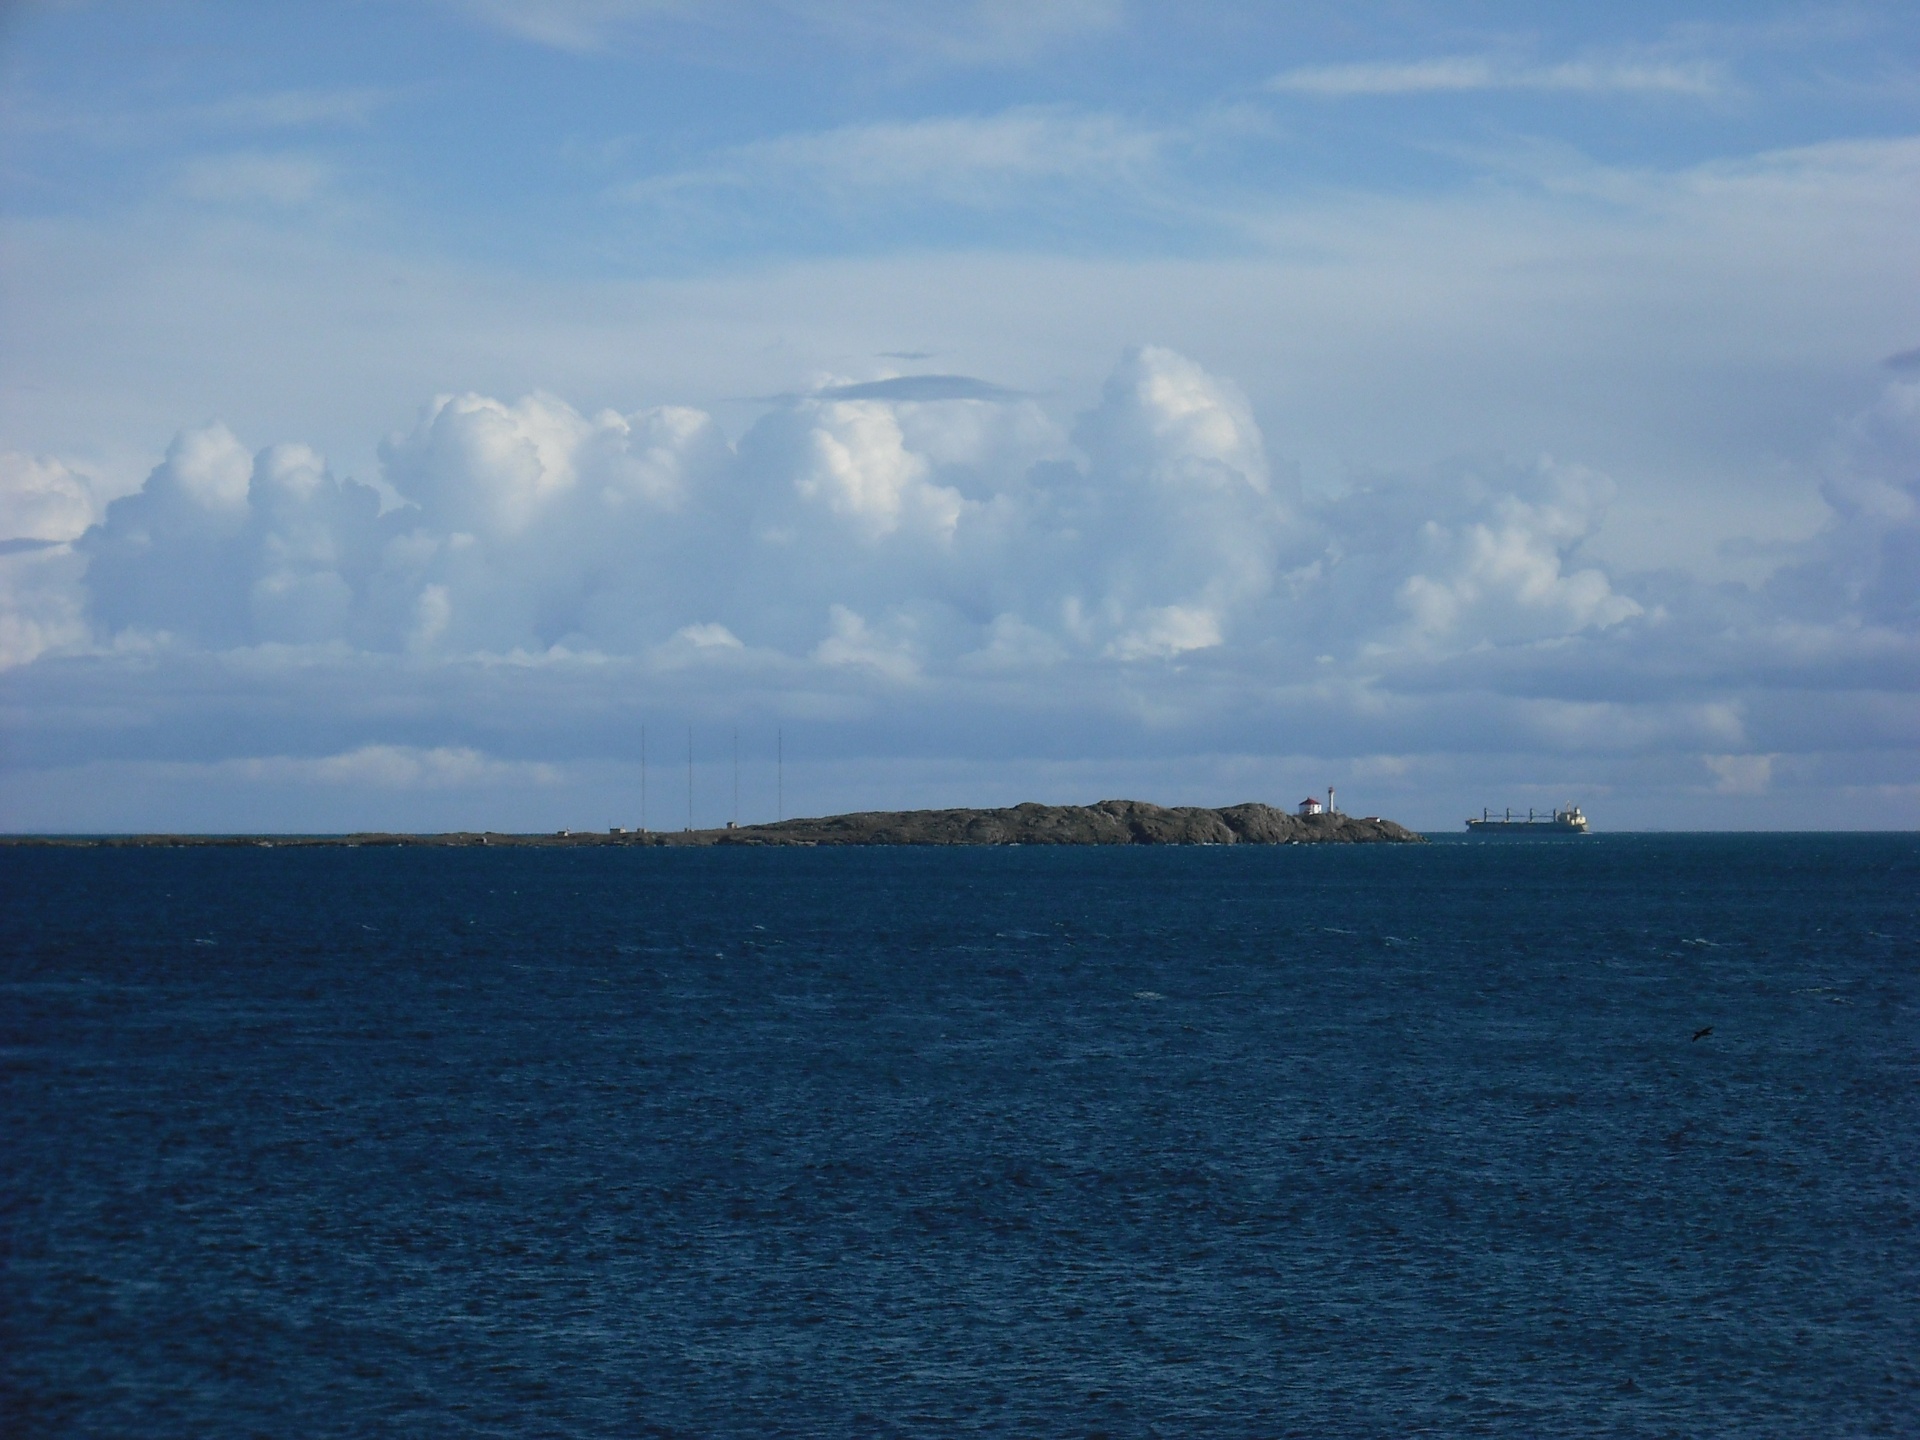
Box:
687;726;694;832
640;723;647;832
777;728;783;822
732;729;739;827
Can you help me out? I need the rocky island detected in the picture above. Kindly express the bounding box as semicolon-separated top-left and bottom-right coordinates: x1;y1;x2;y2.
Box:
680;799;1420;846
6;800;1423;847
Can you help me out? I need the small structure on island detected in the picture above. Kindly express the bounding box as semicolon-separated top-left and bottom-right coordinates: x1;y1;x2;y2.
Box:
1298;795;1323;817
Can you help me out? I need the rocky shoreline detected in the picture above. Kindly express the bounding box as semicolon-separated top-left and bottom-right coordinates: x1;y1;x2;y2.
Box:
4;800;1423;848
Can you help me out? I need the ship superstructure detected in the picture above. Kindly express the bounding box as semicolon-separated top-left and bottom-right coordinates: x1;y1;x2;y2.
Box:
1465;804;1589;835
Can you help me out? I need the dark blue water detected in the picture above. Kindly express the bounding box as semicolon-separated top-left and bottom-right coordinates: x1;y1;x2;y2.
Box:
4;837;1916;1437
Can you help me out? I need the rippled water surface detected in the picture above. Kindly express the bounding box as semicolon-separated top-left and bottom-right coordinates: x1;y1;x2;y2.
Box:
4;836;1917;1436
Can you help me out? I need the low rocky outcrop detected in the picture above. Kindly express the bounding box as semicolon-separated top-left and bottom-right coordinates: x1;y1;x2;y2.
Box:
686;800;1422;847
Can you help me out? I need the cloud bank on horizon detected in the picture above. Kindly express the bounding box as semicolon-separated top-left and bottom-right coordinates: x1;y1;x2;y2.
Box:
1;0;1917;830
7;347;1916;830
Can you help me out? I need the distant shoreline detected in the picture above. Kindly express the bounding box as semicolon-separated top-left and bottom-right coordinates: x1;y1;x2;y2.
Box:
0;800;1423;848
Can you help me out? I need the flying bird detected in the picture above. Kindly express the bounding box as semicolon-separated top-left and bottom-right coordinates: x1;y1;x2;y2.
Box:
1691;1025;1713;1041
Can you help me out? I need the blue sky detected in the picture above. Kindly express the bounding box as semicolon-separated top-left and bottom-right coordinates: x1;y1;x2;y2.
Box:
2;0;1917;831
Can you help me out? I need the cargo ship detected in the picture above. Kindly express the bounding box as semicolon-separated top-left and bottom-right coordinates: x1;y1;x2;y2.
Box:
1465;804;1589;835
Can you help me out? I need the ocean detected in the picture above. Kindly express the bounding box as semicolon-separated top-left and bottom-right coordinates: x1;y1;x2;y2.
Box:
3;835;1916;1436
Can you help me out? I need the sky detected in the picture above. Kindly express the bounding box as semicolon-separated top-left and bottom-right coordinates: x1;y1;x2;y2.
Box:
1;0;1917;833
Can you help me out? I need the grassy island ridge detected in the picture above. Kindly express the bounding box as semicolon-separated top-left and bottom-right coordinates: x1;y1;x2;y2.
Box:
2;801;1423;847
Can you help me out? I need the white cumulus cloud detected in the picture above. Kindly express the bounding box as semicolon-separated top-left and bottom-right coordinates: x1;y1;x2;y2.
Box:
35;352;1920;699
43;346;1307;673
1269;55;1728;99
0;453;100;544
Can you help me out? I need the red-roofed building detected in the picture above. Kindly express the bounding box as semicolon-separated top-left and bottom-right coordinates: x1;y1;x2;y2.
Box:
1298;796;1323;817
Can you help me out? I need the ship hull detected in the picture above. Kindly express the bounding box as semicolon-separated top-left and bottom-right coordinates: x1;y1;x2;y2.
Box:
1464;820;1589;836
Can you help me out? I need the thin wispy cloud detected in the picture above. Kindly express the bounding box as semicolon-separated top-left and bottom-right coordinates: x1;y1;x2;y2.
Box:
450;0;694;52
192;88;394;131
1;86;396;151
1269;55;1729;99
617;107;1167;206
794;0;1123;66
746;375;1025;404
177;152;334;208
813;376;1025;402
449;0;1120;62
